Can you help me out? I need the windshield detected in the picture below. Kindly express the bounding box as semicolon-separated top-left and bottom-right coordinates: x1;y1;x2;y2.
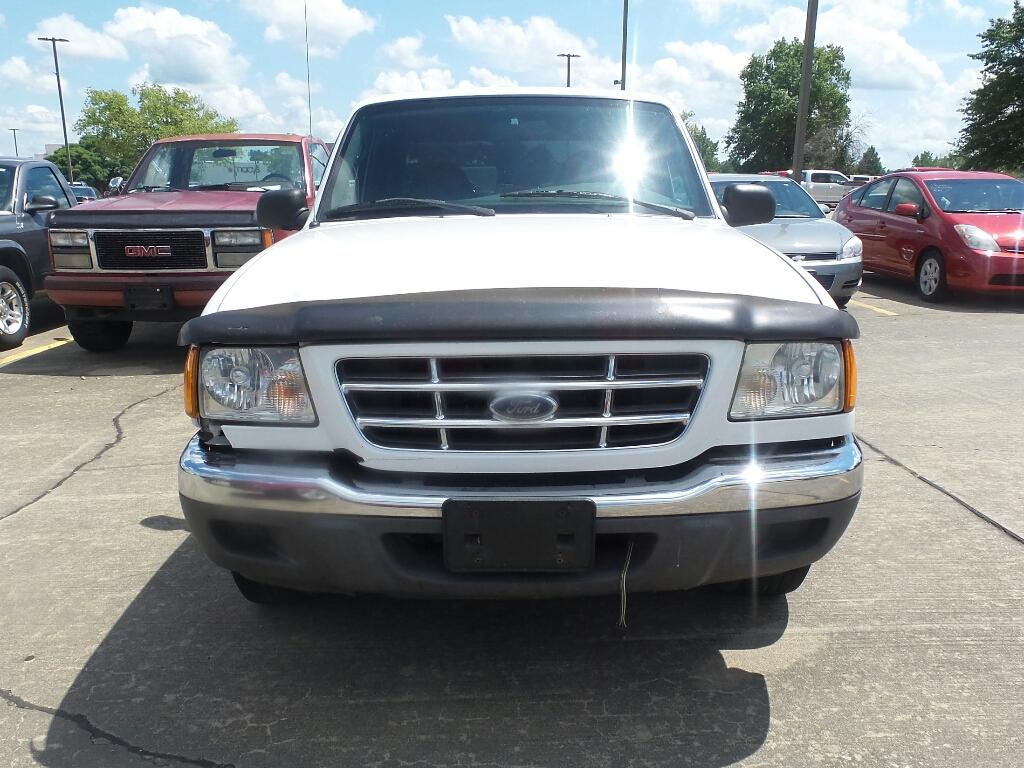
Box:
128;140;305;193
924;178;1024;212
319;96;714;220
711;179;823;219
0;164;13;212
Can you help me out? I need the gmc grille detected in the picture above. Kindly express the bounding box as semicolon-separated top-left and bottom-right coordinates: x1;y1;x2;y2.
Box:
337;353;709;452
94;231;208;270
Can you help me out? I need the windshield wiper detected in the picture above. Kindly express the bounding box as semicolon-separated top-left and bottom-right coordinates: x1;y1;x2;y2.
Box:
322;197;495;220
128;186;175;193
500;189;695;219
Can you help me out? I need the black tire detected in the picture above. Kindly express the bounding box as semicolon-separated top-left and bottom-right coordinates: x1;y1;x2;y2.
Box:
67;318;133;352
916;251;948;302
716;565;811;597
231;571;307;604
0;266;30;350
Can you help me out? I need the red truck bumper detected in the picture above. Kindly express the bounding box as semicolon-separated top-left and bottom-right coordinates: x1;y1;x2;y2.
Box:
46;273;228;317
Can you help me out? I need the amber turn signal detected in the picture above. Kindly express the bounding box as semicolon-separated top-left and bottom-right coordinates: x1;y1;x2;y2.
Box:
184;346;200;418
262;229;274;249
842;339;857;412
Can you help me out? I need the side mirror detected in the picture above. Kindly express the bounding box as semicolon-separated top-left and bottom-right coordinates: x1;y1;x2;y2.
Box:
256;188;309;231
108;176;125;194
819;203;831;215
893;202;921;218
24;195;59;214
722;183;775;227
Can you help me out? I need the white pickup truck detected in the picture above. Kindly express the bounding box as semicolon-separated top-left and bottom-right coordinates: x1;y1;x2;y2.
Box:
177;89;862;608
800;169;859;206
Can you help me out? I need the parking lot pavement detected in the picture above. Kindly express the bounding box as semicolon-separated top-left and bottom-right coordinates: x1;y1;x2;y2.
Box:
1;283;1022;768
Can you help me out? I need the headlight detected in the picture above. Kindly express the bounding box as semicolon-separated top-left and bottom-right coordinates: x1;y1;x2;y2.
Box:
200;347;316;424
49;230;89;248
954;224;998;252
213;229;262;247
841;235;863;259
731;342;845;419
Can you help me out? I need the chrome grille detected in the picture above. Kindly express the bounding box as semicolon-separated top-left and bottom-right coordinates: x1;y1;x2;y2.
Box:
785;251;840;262
337;353;708;451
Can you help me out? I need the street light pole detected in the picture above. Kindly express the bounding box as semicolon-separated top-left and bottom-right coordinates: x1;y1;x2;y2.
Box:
8;129;19;157
791;0;818;180
557;53;580;87
619;0;629;90
38;36;74;183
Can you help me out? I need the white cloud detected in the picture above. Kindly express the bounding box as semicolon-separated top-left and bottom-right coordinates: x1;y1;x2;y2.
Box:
0;104;65;156
28;14;128;60
383;34;440;69
686;0;770;24
460;67;519;88
361;68;456;100
241;0;374;58
941;0;986;22
0;14;6;27
734;0;943;91
273;71;321;96
0;57;67;94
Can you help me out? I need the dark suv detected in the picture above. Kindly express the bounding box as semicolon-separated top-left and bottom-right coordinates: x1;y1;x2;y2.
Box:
0;158;77;349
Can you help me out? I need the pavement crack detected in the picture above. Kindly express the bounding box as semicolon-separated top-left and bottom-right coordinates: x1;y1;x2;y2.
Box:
857;433;1024;546
0;686;235;768
0;385;179;523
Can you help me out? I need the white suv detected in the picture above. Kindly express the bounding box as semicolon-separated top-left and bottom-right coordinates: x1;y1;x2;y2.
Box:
801;169;856;205
177;90;862;607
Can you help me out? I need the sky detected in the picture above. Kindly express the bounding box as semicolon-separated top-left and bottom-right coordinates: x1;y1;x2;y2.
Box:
0;0;1012;169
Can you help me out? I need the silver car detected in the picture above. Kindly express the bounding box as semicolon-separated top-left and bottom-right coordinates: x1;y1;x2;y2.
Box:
710;174;863;307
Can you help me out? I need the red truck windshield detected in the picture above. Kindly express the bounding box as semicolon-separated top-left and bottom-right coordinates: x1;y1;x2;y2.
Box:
128;140;305;194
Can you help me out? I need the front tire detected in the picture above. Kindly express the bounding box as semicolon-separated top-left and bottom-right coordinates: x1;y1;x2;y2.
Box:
231;571;307;604
916;252;948;302
67;318;133;352
716;565;811;597
0;267;30;350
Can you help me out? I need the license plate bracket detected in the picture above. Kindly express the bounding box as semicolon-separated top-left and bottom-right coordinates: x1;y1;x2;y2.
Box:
443;499;596;573
124;285;174;311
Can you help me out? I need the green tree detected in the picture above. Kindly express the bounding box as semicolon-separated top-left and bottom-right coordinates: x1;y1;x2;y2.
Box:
911;150;962;168
958;1;1024;174
45;140;108;190
683;114;723;172
856;145;885;176
725;39;852;172
74;83;238;177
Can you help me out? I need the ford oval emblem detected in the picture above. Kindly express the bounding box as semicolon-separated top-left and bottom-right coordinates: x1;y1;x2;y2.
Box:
488;392;559;423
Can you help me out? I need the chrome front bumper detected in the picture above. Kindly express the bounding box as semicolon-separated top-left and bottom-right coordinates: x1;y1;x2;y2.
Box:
178;436;863;520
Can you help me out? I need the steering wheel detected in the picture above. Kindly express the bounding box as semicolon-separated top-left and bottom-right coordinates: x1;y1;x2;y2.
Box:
259;173;293;183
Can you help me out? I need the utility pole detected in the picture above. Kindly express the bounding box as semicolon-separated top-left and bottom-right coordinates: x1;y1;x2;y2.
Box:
618;0;629;90
38;36;74;183
8;129;19;157
557;53;580;87
303;0;313;136
791;0;818;180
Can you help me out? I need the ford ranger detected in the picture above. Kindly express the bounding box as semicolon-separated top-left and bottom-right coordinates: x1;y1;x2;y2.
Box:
177;90;863;608
45;133;329;351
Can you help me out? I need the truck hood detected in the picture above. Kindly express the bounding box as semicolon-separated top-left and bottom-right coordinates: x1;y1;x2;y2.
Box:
207;214;829;314
76;190;262;212
739;217;854;255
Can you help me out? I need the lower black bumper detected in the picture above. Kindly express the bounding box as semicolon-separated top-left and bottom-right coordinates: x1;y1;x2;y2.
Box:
181;494;859;598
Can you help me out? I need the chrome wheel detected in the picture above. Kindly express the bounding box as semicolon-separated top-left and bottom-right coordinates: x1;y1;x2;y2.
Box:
918;257;941;296
0;281;25;335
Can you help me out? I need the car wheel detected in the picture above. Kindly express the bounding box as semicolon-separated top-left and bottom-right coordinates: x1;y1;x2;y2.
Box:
67;318;133;352
0;266;30;350
715;565;811;597
916;252;948;302
231;571;307;604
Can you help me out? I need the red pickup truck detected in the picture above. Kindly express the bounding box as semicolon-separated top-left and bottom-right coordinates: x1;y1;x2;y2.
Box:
46;133;329;351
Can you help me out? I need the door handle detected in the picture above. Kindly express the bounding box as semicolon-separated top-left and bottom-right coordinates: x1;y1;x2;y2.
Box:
877;221;887;230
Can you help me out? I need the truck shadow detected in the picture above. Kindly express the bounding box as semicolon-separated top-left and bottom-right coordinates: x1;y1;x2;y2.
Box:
35;538;785;768
2;322;185;377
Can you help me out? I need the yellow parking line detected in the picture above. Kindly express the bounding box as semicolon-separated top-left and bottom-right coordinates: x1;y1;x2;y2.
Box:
849;299;899;317
0;338;72;368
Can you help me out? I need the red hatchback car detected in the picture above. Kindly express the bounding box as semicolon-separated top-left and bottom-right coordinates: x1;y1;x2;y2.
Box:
835;169;1024;301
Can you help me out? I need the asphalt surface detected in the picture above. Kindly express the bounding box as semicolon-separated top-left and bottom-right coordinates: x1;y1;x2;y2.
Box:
1;282;1022;768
